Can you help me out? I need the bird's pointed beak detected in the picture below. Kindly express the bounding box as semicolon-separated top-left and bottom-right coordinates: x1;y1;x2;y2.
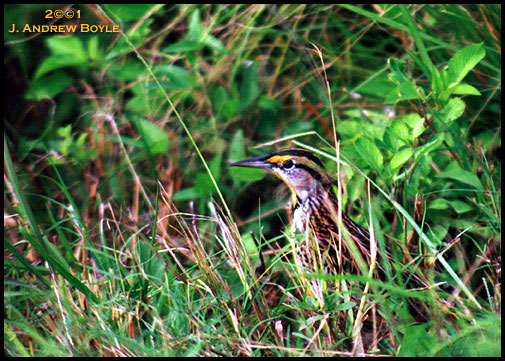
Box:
228;154;273;171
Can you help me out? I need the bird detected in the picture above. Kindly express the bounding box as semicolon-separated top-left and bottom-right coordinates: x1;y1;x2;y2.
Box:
230;147;375;279
230;147;430;349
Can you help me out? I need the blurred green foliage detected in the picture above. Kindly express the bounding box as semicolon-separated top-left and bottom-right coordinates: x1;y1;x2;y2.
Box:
4;4;500;356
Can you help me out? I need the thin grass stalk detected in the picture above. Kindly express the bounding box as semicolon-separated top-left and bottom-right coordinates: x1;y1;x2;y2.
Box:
4;138;99;303
293;140;482;309
96;5;236;228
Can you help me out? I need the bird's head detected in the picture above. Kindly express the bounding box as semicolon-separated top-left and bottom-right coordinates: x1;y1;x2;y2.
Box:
229;148;328;205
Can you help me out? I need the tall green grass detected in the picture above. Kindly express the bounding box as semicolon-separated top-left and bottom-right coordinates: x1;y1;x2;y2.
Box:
4;4;500;356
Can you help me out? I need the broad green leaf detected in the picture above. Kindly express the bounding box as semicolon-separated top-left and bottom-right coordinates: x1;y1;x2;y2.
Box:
390;120;411;143
34;55;86;80
194;172;214;196
437;162;483;191
228;130;265;183
155;65;195;89
194;154;223;196
385;81;422;103
355;138;383;173
447;43;485;86
26;71;73;100
135;118;169;155
440;97;465;122
398;81;422;100
431;66;444;95
87;36;100;61
428;197;451;210
56;125;71;138
228;129;246;161
258;95;281;111
210;152;222;181
213;86;239;118
450;83;481;96
240;232;259;259
172;187;199;201
388;58;409;83
428;224;449;246
35;35;89;78
411;133;444;168
402;113;425;138
163;39;203;53
450;200;474;214
46;35;87;59
239;61;259;110
104;4;159;22
107;61;147;81
390;148;414;171
338;120;361;138
354;76;396;99
203;34;226;53
188;9;204;42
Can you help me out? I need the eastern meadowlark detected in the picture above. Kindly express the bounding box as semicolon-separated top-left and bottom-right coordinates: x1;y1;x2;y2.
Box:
230;147;430;328
230;147;374;277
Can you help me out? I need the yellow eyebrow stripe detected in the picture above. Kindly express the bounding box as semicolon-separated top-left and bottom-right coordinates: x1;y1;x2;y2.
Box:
266;155;291;164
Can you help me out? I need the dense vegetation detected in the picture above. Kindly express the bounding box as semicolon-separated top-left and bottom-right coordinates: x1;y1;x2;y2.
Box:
4;4;501;356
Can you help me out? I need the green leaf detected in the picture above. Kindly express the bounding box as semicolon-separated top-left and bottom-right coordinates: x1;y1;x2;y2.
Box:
163;39;203;53
398;81;422;100
429;224;449;246
188;9;204;42
428;197;451;210
258;95;280;111
107;61;147;81
172;187;199;201
203;34;226;53
390;147;414;171
450;200;474;214
228;130;265;183
34;35;89;78
431;66;444;95
241;233;258;259
450;83;481;96
194;172;214;196
46;35;87;59
398;324;435;356
213;86;239;118
155;65;196;89
412;133;444;163
406;48;432;82
440;97;465;122
56;124;71;138
390;120;411;143
402;113;425;138
210;152;222;181
437;162;483;191
135;118;170;155
104;4;159;22
194;153;222;196
385;81;422;104
388;58;409;83
239;61;259;110
354;76;396;99
87;36;100;61
355;138;383;173
34;55;86;80
228;129;246;161
26;71;73;100
447;43;485;86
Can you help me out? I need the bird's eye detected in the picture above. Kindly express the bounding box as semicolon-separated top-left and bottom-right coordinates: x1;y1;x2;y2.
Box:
283;159;294;169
